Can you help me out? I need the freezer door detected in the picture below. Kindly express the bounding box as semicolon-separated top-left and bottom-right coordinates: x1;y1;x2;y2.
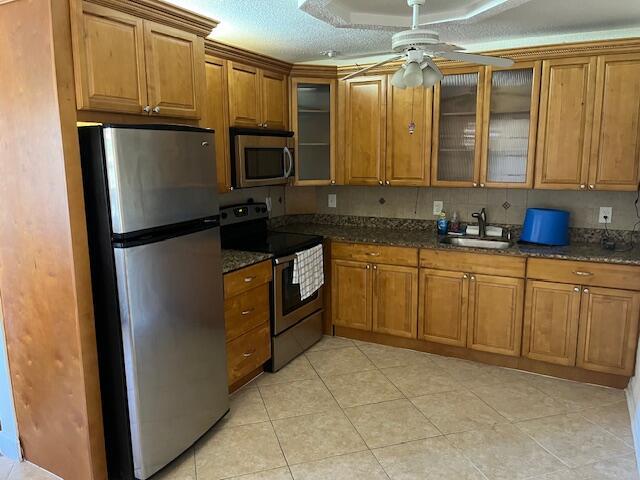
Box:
104;126;218;234
113;227;228;479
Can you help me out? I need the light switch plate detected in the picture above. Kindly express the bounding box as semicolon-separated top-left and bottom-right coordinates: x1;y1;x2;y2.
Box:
328;194;337;208
599;206;612;224
433;200;443;216
265;197;272;212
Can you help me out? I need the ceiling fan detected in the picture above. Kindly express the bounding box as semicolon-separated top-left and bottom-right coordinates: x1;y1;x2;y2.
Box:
342;0;514;88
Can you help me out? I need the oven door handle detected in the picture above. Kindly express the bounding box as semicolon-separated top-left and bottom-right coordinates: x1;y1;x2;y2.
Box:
275;254;296;265
283;147;293;179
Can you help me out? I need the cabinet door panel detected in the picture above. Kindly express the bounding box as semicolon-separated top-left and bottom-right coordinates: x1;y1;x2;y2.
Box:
203;56;231;193
535;58;596;189
144;21;203;119
523;281;581;366
372;265;418;338
72;3;148;113
577;287;640;376
468;274;524;357
344;76;386;185
385;82;432;186
418;269;468;347
261;70;288;130
589;54;640;191
332;260;372;331
228;62;261;127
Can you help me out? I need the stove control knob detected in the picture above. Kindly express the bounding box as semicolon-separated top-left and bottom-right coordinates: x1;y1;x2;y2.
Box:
221;212;228;219
255;207;261;213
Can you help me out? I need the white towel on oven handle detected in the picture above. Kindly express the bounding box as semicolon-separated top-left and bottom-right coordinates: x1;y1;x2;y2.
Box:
292;244;324;300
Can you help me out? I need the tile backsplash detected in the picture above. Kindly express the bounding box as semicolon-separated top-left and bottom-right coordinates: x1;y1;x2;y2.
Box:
308;186;640;231
219;186;286;217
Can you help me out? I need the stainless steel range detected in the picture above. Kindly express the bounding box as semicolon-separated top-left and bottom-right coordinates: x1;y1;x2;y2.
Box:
220;203;324;371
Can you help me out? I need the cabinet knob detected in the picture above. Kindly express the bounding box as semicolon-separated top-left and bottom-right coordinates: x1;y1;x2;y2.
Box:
589;184;595;190
152;106;161;114
378;180;383;185
331;180;335;185
366;264;371;269
263;123;268;128
480;183;485;188
573;287;580;292
579;184;586;190
143;105;151;113
229;186;234;191
385;180;390;185
470;276;476;281
373;265;377;270
473;182;478;187
583;288;590;294
463;274;469;279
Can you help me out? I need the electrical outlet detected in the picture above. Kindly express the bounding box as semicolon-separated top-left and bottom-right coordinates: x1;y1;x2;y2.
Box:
265;197;272;212
599;206;612;224
433;200;443;216
328;193;337;208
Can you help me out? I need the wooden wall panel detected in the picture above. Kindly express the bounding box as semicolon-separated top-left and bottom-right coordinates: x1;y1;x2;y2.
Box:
0;1;106;479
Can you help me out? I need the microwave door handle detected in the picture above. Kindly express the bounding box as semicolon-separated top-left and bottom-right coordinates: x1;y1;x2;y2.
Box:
283;147;293;178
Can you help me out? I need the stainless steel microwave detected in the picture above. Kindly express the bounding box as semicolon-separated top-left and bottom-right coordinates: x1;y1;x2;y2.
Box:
230;128;295;188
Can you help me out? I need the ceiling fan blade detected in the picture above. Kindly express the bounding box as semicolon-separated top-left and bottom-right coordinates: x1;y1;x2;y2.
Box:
341;55;404;80
337;50;397;60
422;56;443;78
437;51;514;67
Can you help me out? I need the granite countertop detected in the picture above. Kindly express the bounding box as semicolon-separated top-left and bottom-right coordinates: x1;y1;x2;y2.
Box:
274;223;640;266
222;249;272;274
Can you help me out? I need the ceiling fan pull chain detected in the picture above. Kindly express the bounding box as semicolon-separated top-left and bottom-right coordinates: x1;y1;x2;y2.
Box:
408;88;416;134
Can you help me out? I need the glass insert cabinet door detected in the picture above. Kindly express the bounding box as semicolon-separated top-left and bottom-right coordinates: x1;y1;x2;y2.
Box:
480;62;541;188
431;67;484;187
291;78;336;185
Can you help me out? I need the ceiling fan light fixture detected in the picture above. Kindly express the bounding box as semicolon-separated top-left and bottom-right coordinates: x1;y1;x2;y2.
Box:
403;62;423;88
391;67;407;89
422;64;443;88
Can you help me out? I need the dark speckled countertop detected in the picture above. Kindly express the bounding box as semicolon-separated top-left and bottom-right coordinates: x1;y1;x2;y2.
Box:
274;223;640;266
222;249;272;274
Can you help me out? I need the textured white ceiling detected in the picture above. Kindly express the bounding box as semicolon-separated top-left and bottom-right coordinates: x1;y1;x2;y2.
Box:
167;0;640;63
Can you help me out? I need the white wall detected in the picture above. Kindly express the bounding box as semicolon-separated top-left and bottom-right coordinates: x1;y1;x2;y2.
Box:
0;295;20;459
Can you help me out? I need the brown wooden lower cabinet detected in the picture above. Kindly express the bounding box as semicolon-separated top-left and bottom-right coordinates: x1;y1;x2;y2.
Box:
372;264;418;338
332;259;372;331
577;286;640;376
418;268;469;347
226;322;271;386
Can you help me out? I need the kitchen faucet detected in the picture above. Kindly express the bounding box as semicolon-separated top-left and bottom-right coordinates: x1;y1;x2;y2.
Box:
472;208;487;238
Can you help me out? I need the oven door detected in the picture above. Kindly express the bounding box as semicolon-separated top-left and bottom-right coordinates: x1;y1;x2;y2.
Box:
273;255;323;335
235;135;294;188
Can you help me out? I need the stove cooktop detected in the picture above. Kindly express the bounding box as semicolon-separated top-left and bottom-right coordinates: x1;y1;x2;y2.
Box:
227;231;323;258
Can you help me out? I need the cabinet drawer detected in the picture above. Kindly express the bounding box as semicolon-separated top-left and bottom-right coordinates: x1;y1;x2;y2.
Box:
420;249;526;278
332;242;418;267
527;258;640;290
226;322;270;386
225;284;270;342
224;261;272;299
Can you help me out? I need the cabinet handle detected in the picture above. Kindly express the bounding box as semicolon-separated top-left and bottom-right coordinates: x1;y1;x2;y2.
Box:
589;184;595;190
241;308;255;316
243;350;255;358
367;252;381;257
583;288;590;294
201;141;209;147
573;271;593;277
573;287;580;292
143;105;151;113
244;276;255;283
152;106;161;114
579;184;586;190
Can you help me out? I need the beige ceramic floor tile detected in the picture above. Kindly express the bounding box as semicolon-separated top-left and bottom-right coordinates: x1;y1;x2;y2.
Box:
289;451;389;480
253;355;319;387
357;342;434;369
411;389;507;434
259;379;339;420
272;411;367;465
6;463;59;480
195;421;286;479
372;436;485;480
527;469;580;480
525;375;625;411
573;453;640;480
306;335;355;352
380;363;460;398
516;413;632;468
219;387;269;428
581;400;634;445
323;369;403;408
344;398;440;449
305;347;376;378
153;448;196;480
228;467;294;480
0;456;14;480
430;356;504;388
471;379;567;422
446;423;565;480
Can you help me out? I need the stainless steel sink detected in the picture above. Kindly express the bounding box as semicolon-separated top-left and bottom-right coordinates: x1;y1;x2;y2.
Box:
440;236;512;250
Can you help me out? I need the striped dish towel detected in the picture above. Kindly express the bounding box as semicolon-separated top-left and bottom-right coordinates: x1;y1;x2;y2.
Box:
292;244;324;300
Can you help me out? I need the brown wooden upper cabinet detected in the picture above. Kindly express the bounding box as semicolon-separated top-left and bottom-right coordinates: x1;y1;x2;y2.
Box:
227;62;288;130
71;2;204;118
480;62;541;189
202;56;232;193
589;53;640;191
291;78;336;185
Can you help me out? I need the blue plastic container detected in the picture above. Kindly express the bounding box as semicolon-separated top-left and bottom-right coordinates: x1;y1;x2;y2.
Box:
520;208;570;246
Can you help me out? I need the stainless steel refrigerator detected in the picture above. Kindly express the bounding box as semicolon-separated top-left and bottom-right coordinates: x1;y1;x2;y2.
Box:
79;124;229;480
